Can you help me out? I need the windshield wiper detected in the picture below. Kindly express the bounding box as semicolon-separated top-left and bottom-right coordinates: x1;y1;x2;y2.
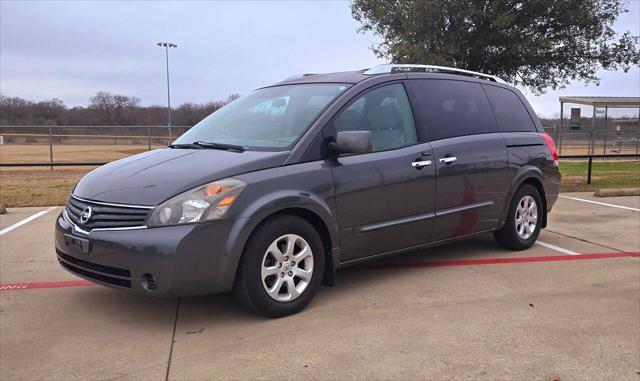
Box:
168;141;245;152
168;143;203;149
193;141;245;152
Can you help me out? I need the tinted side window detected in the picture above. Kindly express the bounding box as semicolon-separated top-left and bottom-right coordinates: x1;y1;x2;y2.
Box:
484;85;537;132
332;84;417;151
410;80;497;141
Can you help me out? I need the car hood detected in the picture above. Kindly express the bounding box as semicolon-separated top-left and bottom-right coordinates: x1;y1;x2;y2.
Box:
73;148;289;205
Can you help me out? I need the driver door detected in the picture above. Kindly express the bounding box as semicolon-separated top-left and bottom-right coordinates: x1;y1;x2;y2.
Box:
326;83;437;262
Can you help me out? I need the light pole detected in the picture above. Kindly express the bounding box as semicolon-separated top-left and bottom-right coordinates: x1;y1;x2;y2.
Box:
157;42;177;141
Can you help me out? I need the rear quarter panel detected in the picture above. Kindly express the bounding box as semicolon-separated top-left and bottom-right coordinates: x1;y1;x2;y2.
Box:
501;132;561;228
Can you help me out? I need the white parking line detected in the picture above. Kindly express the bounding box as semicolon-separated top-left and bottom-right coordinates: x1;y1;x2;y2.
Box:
0;207;56;236
535;240;580;255
559;195;640;212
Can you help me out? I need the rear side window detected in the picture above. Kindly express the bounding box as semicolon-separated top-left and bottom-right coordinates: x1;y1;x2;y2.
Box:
409;80;497;141
332;83;418;151
483;85;537;132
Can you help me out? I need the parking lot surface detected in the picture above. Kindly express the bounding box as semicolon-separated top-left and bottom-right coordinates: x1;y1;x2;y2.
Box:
1;193;639;380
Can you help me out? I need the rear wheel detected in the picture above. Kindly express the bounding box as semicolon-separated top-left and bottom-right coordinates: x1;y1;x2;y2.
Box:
494;184;543;251
234;215;325;318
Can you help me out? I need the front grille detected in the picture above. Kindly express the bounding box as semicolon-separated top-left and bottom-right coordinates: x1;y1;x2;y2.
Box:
57;249;132;288
66;196;151;231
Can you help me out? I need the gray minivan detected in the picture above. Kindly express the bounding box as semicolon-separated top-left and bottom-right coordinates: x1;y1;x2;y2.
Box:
55;64;561;317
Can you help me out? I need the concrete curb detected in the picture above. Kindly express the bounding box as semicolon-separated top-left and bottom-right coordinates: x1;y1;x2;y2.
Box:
594;188;640;197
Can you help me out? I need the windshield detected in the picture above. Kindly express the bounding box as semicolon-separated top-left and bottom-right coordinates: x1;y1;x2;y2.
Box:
174;83;349;150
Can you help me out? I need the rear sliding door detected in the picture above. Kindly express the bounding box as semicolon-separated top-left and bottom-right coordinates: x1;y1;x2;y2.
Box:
406;79;509;242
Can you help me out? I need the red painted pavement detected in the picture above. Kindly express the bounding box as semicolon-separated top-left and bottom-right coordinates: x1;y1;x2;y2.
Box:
356;252;640;271
1;252;638;292
0;280;94;291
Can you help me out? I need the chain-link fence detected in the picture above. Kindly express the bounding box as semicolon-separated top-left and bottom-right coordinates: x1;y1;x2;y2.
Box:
1;123;639;168
0;125;192;168
543;121;640;156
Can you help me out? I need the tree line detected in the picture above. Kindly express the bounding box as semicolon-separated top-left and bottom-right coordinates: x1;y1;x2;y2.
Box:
0;92;240;126
2;91;635;130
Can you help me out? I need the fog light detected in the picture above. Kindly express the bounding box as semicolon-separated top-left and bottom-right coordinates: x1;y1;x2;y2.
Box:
141;273;157;291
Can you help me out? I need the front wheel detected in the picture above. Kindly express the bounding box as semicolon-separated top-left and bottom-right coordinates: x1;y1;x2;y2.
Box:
494;184;543;251
234;215;325;318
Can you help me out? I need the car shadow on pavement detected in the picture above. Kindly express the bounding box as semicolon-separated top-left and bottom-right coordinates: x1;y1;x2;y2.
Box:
67;234;509;324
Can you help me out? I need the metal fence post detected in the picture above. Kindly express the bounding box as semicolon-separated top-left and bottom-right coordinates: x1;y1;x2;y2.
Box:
603;106;608;155
48;126;53;171
637;107;639;155
559;102;564;155
147;126;151;150
590;106;596;155
636;123;639;155
636;122;639;155
587;156;593;185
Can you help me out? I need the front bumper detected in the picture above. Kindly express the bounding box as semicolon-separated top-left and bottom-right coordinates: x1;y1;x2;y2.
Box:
55;211;239;297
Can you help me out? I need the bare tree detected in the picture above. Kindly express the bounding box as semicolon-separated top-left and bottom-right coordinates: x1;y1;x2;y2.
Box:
0;95;66;125
0;92;241;126
1;95;33;124
89;91;141;125
33;98;66;125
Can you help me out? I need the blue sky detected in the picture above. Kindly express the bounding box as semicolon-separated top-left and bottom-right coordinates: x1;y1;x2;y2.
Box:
1;0;638;117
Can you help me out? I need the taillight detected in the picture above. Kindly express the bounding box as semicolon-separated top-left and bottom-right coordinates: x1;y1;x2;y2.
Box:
540;133;559;163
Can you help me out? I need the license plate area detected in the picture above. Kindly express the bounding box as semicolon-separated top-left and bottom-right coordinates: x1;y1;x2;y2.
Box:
64;234;91;254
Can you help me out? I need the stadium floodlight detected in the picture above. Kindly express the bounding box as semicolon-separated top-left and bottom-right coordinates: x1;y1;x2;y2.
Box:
157;42;178;140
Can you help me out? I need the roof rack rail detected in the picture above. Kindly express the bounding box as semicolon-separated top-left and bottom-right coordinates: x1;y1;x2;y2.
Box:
363;64;507;84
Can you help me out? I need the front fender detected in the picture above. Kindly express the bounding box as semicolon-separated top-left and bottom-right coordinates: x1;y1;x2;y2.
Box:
224;189;339;282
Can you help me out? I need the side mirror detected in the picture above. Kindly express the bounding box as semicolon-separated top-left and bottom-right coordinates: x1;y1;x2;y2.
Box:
331;131;373;155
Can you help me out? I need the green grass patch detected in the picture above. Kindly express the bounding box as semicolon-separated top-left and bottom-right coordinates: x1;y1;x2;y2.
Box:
560;160;640;192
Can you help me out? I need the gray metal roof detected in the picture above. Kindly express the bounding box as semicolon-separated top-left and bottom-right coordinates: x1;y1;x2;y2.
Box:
274;71;368;86
559;96;640;108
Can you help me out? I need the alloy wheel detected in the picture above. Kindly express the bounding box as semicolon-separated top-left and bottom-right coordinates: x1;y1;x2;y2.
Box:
261;234;314;302
515;195;538;240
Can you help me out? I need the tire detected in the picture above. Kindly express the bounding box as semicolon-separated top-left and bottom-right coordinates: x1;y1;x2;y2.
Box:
494;184;543;251
233;215;325;318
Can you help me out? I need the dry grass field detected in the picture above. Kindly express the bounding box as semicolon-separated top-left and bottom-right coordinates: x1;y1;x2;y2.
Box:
0;144;165;164
0;144;639;207
0;144;159;207
2;163;639;208
1;143;637;164
0;169;89;207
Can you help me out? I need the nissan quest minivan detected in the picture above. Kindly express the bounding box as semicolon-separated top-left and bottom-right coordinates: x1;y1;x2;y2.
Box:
55;64;560;317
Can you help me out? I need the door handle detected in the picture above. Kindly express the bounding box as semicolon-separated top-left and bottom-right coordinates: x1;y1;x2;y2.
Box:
439;156;457;164
411;160;432;168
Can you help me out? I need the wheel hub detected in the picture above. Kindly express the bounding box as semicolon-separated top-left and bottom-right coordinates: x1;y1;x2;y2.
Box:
261;234;314;302
515;195;538;240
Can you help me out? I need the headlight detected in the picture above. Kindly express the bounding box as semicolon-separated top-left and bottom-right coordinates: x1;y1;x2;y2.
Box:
148;178;247;227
